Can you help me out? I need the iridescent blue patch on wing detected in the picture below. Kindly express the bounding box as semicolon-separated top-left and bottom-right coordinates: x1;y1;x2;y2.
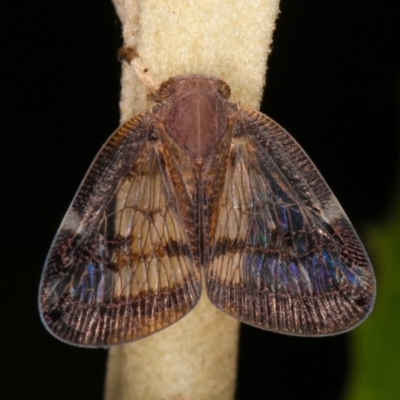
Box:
275;204;289;231
338;262;359;287
288;207;304;231
248;212;269;247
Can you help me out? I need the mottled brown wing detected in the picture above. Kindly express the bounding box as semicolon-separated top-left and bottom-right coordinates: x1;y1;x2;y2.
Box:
206;108;375;336
39;113;201;347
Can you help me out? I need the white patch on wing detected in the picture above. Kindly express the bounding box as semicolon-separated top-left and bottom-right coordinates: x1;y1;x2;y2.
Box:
62;209;85;234
321;195;346;223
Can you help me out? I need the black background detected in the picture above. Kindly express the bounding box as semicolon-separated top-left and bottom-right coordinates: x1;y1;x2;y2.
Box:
3;1;400;399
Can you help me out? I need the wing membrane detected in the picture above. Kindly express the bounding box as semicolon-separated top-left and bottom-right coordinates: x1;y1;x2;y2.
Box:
39;115;201;346
206;109;375;336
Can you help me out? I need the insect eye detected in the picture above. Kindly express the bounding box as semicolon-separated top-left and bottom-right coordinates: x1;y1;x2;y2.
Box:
217;80;231;99
157;80;176;100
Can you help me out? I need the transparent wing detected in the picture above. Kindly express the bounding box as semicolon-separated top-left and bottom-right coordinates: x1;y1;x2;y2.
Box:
39;114;201;347
206;108;375;336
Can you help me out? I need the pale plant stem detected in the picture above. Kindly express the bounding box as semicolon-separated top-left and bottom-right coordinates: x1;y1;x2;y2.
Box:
105;1;280;399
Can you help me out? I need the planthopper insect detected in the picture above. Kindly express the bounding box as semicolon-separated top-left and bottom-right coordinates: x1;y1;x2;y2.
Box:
39;75;376;347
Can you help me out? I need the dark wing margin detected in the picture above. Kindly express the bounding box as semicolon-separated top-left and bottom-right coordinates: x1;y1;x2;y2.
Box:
39;113;201;347
206;108;376;336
